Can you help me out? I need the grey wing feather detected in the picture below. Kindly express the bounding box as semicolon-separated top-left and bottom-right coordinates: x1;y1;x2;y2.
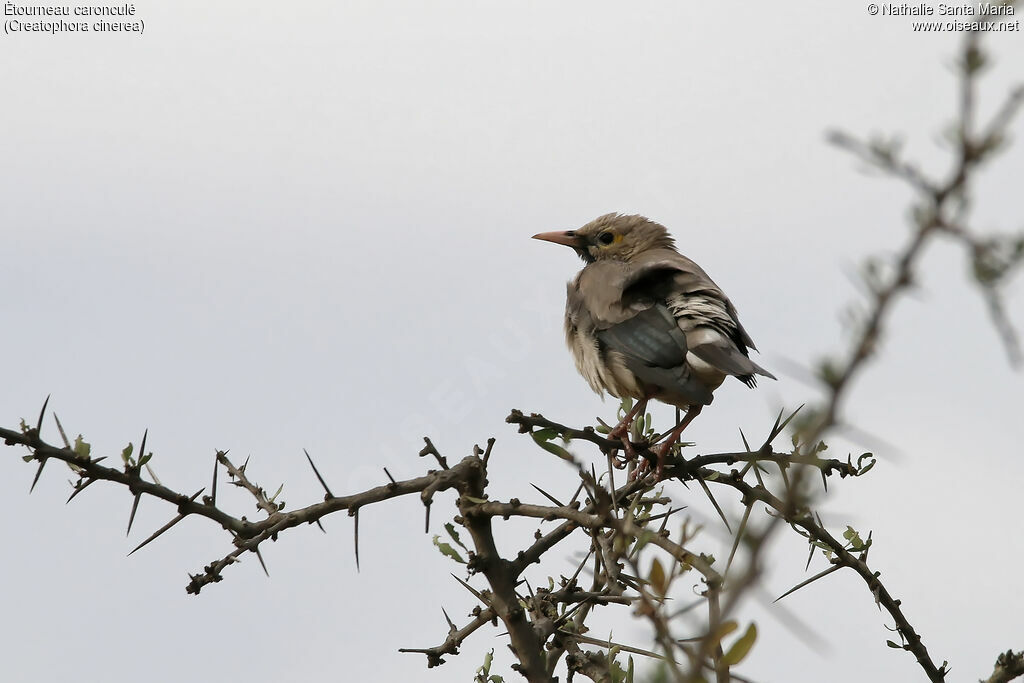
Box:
597;306;687;367
690;342;777;387
619;250;775;382
597;305;714;406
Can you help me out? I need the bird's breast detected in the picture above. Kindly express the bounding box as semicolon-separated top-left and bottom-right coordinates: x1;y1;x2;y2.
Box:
564;298;645;401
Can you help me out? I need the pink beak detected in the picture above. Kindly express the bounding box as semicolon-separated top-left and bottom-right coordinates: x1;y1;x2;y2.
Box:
532;230;582;248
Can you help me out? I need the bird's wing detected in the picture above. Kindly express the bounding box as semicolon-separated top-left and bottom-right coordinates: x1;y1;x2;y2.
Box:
685;328;777;387
576;255;720;324
596;305;714;406
618;250;776;382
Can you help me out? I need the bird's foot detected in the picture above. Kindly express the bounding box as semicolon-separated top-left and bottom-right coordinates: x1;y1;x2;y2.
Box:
611;450;631;469
605;398;650;471
652;440;677;481
605;399;648;442
629;451;661;482
628;458;650;481
626;444;669;482
611;434;647;472
649;406;703;480
605;421;634;444
619;434;641;463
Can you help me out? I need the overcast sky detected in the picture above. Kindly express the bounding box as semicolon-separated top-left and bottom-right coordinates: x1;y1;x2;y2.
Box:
2;2;1022;682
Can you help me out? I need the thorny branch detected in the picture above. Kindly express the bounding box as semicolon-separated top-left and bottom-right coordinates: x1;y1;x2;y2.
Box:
0;421;480;595
984;650;1024;683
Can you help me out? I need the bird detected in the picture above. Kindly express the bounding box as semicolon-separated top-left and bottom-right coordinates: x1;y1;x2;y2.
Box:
533;213;775;476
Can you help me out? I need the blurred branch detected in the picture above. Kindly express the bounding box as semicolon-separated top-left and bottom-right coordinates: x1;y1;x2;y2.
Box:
983;649;1024;683
819;29;1024;434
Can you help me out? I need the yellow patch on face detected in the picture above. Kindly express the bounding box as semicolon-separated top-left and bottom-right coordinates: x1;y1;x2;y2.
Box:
613;233;624;244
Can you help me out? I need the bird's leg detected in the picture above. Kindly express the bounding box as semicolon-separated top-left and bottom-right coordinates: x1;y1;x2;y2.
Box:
607;398;648;466
607;398;648;440
654;405;703;479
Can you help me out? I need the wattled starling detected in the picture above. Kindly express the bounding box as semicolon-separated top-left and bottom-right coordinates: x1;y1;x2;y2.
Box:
533;213;775;475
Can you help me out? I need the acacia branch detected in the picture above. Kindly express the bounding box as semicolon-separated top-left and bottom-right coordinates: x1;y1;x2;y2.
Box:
398;606;497;667
1;421;482;594
983;649;1024;683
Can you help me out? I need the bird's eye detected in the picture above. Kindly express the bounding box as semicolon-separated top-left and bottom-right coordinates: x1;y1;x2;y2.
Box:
598;232;615;245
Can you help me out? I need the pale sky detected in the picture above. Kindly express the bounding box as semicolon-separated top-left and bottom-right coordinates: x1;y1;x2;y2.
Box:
2;3;1022;682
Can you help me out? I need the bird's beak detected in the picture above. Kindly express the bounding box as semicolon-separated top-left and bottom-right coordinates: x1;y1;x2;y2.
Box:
532;230;582;248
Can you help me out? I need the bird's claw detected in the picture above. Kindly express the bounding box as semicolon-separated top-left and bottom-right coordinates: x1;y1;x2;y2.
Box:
611;451;630;469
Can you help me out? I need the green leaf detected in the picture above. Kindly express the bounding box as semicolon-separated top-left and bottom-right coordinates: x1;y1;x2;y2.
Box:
432;534;466;564
722;622;758;666
609;653;629;683
843;526;865;550
444;522;468;551
121;443;134;464
618;397;633;417
474;648;492;683
22;455;34;463
475;649;504;683
270;483;284;502
138;453;152;467
649;558;667;596
530;432;573;461
886;639;902;649
73;435;91;458
706;620;739;653
716;620;739;641
532;428;557;441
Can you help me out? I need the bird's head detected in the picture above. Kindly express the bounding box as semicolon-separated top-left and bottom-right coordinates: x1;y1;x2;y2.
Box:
532;213;676;263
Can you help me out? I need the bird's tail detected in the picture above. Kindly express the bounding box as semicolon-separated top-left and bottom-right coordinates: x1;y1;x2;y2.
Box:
738;359;776;388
